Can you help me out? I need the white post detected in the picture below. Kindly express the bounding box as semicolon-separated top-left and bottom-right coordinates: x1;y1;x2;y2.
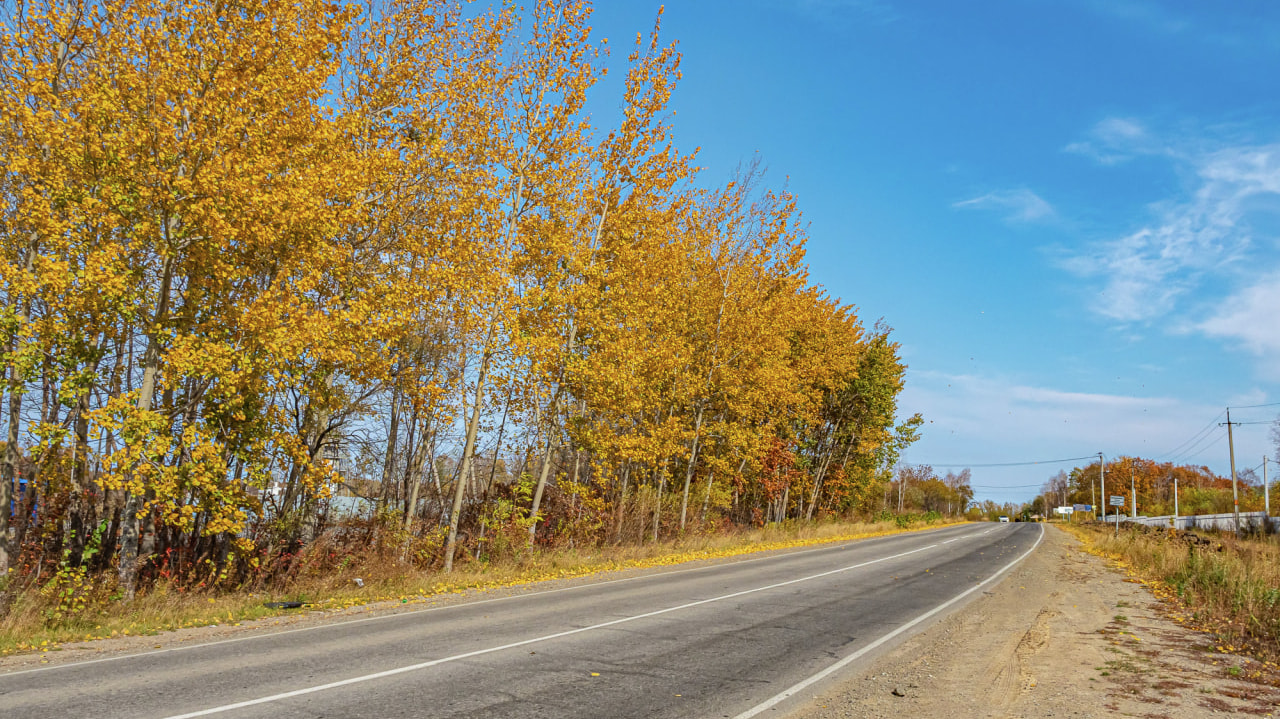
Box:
1099;453;1106;524
1226;409;1240;535
1264;457;1270;517
1173;477;1179;529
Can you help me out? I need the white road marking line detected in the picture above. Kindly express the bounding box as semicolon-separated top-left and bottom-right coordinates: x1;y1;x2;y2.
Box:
1;522;984;679
730;523;1046;719
160;542;949;718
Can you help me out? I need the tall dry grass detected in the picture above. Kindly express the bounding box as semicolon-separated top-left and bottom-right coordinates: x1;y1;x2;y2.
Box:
1069;523;1280;659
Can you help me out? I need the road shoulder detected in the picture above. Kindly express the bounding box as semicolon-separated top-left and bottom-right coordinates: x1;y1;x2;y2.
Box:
790;524;1280;718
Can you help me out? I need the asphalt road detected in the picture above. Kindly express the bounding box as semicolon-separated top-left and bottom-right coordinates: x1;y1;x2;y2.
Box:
0;522;1043;719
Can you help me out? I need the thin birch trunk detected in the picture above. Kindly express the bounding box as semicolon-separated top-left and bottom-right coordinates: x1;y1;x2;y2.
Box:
0;251;32;576
678;405;705;531
402;431;429;534
527;431;557;544
443;334;494;572
119;254;174;599
805;420;842;521
379;383;401;510
652;458;668;543
614;461;630;544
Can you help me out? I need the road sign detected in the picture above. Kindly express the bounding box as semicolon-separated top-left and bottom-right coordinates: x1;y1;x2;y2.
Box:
1109;495;1125;506
1055;506;1074;515
1073;504;1092;512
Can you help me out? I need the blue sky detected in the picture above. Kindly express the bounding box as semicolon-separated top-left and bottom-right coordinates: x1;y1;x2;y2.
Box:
589;1;1280;503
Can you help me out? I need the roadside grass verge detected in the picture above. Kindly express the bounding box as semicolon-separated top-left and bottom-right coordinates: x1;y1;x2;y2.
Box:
0;516;967;657
1062;522;1280;664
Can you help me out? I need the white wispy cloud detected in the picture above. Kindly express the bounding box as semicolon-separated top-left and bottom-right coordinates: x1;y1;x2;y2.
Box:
1198;271;1280;365
1064;117;1161;165
897;371;1261;501
953;188;1055;224
1064;129;1280;323
903;371;1187;447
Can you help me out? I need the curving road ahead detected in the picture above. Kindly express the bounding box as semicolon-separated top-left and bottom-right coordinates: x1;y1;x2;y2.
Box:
0;522;1042;719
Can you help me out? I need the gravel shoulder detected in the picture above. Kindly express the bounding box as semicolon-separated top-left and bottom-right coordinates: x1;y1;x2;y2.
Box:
790;524;1280;718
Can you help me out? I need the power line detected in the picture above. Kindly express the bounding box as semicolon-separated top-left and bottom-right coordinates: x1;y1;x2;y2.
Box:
1182;430;1227;461
905;454;1098;469
1229;401;1280;410
1167;425;1226;464
1158;408;1225;459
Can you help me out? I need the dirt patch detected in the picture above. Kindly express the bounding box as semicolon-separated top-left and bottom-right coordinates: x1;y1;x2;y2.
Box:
791;525;1280;718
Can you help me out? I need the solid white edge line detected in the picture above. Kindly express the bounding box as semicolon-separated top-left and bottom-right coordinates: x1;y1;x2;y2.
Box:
160;541;951;718
730;522;1045;719
1;522;985;679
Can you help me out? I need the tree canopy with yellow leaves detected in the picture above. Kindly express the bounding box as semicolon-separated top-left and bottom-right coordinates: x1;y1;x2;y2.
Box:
0;0;919;607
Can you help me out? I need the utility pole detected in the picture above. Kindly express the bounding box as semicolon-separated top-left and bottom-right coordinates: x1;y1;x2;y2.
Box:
1099;453;1106;524
1222;409;1241;535
1131;471;1137;519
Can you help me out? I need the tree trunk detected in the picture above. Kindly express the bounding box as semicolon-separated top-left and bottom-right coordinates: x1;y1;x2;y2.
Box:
399;405;419;516
119;254;175;599
443;333;494;572
652;458;668;543
699;469;716;524
402;431;430;534
527;433;557;544
0;360;20;576
379;383;401;510
0;246;36;576
614;461;630;544
678;406;705;532
805;421;841;521
485;388;513;494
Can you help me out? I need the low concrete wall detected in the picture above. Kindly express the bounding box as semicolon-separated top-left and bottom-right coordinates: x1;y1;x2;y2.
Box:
1116;511;1278;532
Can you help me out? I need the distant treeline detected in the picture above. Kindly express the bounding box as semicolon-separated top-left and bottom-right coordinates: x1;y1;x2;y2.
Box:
1035;457;1274;518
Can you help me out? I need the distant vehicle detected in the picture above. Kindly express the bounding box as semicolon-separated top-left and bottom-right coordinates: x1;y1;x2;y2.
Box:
998;515;1010;523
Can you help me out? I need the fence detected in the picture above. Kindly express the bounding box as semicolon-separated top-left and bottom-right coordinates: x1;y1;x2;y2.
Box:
1116;511;1278;532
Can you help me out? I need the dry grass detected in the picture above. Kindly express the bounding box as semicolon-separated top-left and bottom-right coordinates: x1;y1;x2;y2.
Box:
1064;523;1280;662
0;516;966;656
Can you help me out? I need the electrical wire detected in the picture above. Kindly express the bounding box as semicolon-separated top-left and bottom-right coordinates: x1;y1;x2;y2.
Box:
1181;430;1227;461
903;454;1098;469
1229;401;1280;410
1158;408;1226;459
1167;425;1226;464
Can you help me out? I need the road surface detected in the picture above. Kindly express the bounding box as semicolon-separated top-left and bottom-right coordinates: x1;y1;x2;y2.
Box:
0;522;1043;718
